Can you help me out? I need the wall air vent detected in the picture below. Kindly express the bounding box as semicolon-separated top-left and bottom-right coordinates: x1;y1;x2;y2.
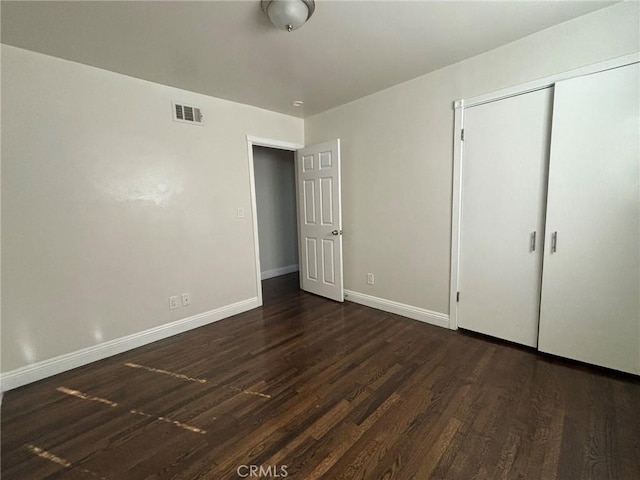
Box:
172;101;203;125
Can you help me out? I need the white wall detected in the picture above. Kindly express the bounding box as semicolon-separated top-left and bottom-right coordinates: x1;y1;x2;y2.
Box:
1;45;304;376
305;1;640;316
253;146;298;278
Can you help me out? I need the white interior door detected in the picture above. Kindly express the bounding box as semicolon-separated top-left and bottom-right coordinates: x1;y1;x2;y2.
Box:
458;88;553;347
538;63;640;374
296;139;344;302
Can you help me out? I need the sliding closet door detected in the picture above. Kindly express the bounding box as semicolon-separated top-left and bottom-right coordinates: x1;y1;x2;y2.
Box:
458;88;553;347
538;63;640;374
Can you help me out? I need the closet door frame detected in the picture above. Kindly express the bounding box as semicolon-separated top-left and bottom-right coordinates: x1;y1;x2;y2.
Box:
449;52;640;330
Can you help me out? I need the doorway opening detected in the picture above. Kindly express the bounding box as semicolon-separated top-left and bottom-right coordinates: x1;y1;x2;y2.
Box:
247;136;344;306
246;136;304;306
252;145;298;304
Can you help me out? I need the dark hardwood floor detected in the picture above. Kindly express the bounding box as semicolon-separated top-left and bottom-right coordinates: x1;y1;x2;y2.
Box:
2;273;639;479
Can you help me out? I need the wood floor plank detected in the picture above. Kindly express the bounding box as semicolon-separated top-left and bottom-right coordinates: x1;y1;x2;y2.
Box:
2;273;639;479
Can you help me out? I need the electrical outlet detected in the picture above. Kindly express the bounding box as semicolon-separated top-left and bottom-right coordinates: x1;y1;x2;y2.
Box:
181;293;191;307
169;296;180;310
367;273;374;285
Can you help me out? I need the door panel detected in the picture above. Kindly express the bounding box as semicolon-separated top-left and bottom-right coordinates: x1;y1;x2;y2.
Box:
538;63;640;374
321;239;335;284
296;139;344;302
458;88;553;347
303;180;316;224
320;177;333;225
306;238;318;280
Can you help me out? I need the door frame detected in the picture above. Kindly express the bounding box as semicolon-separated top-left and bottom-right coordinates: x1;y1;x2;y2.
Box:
449;52;639;331
246;136;304;306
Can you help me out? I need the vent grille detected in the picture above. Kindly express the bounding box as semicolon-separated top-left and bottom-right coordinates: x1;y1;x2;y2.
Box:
184;106;194;122
172;102;203;125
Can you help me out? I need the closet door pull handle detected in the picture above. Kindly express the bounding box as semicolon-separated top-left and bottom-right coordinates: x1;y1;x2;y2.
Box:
551;231;557;253
530;231;537;252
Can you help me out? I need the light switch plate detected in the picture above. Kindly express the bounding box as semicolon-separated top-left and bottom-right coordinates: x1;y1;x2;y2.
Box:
169;296;180;309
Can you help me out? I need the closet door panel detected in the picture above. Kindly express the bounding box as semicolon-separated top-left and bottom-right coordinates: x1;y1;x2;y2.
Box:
538;63;640;374
458;88;553;347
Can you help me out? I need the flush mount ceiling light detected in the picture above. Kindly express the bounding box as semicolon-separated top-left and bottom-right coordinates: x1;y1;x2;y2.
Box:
261;0;315;32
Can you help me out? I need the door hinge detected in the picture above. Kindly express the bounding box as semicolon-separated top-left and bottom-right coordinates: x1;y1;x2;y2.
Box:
456;292;460;302
461;129;465;141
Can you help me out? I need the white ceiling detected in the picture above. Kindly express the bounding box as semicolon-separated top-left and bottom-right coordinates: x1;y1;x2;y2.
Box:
1;0;617;118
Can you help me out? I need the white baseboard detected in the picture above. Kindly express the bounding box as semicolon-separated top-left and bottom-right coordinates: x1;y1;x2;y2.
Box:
261;264;299;280
344;290;449;329
0;296;261;392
